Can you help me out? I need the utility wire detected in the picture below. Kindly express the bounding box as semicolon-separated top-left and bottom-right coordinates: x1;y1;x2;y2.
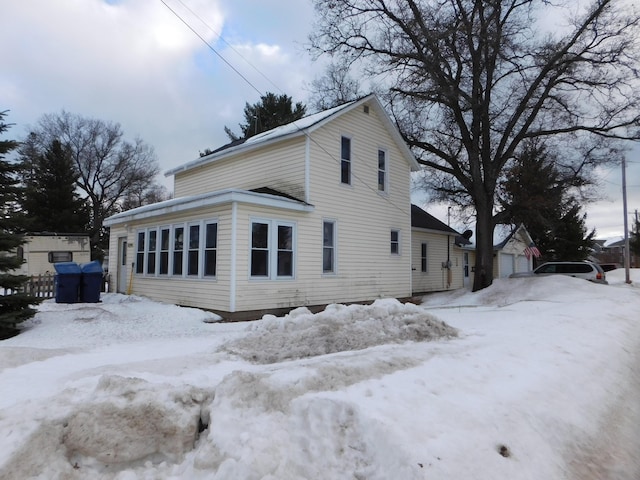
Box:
159;0;413;218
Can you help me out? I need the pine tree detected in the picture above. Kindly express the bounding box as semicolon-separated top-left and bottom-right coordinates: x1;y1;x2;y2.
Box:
0;111;41;338
223;92;306;142
499;141;595;263
20;138;89;233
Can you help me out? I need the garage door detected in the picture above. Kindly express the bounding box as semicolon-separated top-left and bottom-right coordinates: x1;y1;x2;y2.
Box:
500;253;514;278
516;255;530;273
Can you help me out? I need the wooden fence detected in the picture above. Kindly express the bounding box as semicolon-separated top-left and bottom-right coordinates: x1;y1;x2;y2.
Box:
2;273;111;299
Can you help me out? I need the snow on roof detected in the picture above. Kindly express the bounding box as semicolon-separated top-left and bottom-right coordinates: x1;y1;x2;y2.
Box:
165;94;420;176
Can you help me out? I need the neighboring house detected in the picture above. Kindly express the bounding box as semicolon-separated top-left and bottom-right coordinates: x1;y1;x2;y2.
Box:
411;204;465;293
464;224;537;285
592;238;638;268
14;233;91;276
104;95;422;318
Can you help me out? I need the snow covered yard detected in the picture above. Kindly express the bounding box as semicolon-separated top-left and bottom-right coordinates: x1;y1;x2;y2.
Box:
0;270;639;480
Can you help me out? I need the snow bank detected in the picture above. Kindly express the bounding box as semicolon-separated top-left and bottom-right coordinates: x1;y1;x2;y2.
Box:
222;299;458;363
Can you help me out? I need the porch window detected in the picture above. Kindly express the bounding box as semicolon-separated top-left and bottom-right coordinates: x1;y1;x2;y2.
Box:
204;222;217;277
147;229;157;274
187;224;200;276
135;231;145;274
159;227;170;275
172;227;184;275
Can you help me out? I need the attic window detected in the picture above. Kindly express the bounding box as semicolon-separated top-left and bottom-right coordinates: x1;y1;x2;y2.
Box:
363;105;370;114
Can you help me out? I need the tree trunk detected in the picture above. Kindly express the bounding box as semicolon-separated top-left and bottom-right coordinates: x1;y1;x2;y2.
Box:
473;203;495;291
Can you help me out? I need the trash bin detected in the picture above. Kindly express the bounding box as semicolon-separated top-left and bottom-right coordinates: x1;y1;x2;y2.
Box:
80;260;104;303
54;262;81;304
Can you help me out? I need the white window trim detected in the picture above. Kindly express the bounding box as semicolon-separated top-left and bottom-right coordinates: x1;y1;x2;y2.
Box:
421;242;428;273
135;220;218;279
340;135;353;186
249;217;297;280
390;229;401;256
322;218;338;276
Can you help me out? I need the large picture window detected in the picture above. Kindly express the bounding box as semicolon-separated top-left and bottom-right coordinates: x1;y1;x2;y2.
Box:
135;221;217;279
250;219;296;279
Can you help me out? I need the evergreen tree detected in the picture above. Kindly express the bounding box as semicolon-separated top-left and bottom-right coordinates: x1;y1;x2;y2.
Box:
20;138;89;233
222;92;306;143
499;141;595;263
0;111;41;338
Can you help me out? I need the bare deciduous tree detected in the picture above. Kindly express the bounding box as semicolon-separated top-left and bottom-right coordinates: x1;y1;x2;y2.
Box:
308;59;363;111
25;111;161;259
311;0;640;290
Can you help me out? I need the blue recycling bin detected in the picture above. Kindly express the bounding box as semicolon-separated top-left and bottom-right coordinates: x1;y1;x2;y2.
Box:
80;260;104;303
54;262;81;303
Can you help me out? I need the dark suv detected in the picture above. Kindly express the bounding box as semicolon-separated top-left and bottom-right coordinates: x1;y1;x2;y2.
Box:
510;261;608;284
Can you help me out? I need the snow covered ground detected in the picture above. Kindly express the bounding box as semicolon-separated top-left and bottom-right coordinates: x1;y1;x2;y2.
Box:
1;269;639;480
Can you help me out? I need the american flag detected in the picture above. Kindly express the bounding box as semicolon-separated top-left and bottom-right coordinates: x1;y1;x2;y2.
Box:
524;242;541;259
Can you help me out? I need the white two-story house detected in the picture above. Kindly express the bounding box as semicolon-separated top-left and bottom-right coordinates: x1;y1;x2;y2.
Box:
104;95;421;318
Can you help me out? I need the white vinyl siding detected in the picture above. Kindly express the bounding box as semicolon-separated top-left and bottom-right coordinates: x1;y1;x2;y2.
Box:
174;137;306;200
411;230;464;293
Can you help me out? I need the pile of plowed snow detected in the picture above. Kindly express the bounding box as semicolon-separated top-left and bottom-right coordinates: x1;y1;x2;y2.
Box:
222;298;457;364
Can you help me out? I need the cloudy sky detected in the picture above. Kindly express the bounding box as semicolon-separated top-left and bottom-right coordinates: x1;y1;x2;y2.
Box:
1;0;638;240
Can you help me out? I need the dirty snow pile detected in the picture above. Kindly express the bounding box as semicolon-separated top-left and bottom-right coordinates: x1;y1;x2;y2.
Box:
0;270;639;479
223;300;457;363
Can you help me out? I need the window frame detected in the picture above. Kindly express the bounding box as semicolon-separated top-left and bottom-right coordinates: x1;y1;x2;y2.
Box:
249;218;296;280
421;242;428;273
322;219;337;275
134;220;218;279
340;135;352;185
47;251;73;263
390;229;401;255
377;148;388;193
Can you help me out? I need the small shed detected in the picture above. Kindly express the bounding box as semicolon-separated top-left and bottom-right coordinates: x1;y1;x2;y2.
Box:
14;234;91;276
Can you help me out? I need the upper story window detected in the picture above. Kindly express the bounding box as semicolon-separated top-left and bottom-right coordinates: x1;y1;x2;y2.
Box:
341;136;351;185
378;149;387;192
251;219;296;279
390;229;400;255
322;220;336;274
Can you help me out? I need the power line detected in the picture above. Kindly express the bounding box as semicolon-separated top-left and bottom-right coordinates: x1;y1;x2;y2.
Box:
158;0;413;218
158;0;262;98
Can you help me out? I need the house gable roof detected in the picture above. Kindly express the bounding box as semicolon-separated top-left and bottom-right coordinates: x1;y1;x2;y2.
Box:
494;224;534;249
165;94;421;177
411;204;459;235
